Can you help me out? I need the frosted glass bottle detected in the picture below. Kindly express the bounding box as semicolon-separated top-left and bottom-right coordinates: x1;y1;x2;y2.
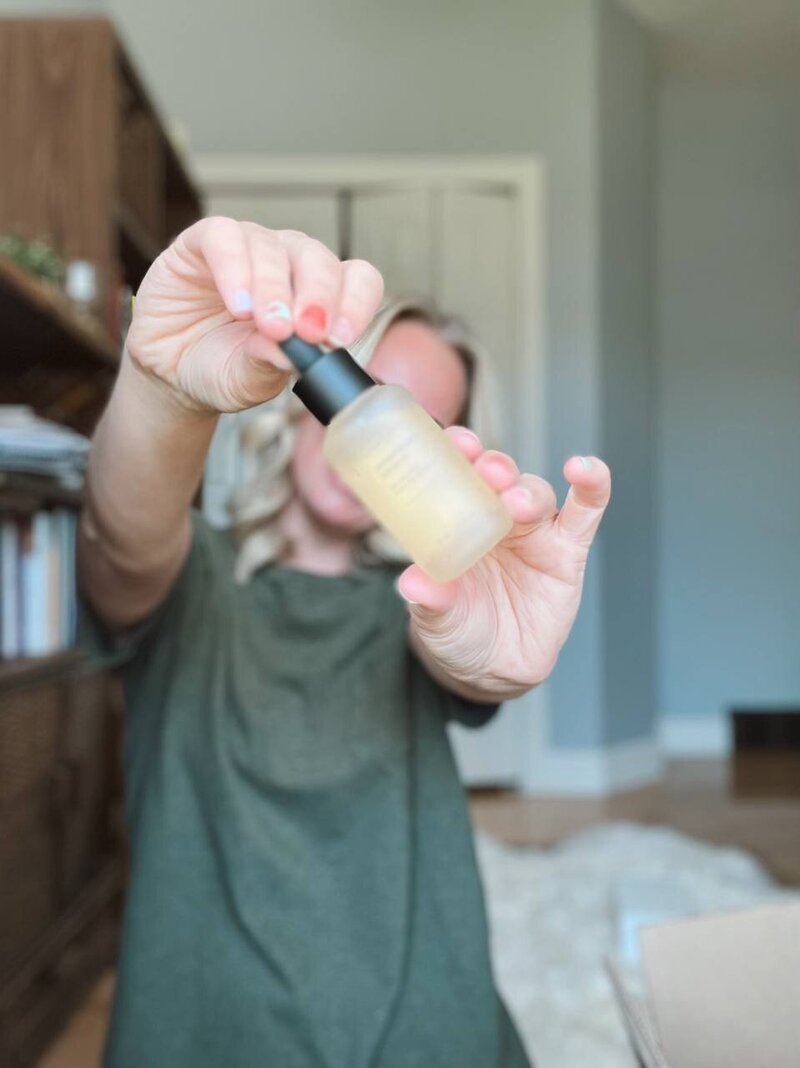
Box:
323;384;513;582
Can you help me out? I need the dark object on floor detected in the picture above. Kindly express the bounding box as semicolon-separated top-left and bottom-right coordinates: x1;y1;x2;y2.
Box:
732;709;800;799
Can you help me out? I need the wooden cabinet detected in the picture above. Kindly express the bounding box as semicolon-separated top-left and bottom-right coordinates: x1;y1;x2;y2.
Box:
0;17;202;1063
0;657;123;1068
0;17;202;434
0;21;117;303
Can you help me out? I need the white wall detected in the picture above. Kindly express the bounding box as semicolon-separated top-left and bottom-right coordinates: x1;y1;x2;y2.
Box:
656;74;800;739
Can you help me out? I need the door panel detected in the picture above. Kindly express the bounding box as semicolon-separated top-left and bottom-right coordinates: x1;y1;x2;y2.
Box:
349;188;434;299
206;192;341;252
438;186;519;455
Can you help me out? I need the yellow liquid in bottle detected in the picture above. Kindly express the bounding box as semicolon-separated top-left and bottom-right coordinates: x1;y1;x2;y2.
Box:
324;385;512;582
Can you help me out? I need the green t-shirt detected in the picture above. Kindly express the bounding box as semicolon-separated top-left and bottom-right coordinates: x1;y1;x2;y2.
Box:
83;513;530;1068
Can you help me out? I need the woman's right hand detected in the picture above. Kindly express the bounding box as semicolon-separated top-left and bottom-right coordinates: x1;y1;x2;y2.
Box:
127;217;385;413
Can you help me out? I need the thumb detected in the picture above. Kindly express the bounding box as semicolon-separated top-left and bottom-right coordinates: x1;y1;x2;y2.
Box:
396;564;460;620
183;323;291;411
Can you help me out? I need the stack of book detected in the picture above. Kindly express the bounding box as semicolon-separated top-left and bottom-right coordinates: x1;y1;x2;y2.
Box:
0;407;89;660
1;508;78;658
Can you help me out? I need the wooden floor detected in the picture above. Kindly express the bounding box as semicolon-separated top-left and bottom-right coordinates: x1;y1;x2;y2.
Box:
471;755;800;886
38;757;800;1065
38;971;115;1068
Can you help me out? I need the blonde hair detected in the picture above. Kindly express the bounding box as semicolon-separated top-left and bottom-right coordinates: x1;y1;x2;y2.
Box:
229;297;502;583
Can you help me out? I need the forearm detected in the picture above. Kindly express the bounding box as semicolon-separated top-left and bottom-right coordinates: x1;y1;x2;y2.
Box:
79;351;218;627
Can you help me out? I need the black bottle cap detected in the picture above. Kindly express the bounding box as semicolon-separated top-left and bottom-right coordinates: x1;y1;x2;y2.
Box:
280;336;375;425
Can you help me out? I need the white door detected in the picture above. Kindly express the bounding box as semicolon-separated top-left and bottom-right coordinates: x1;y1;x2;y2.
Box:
207;192;341;252
347;184;524;786
201;165;543;788
349;187;434;297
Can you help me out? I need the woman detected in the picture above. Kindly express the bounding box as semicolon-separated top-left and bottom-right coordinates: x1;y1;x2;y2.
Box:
80;218;611;1067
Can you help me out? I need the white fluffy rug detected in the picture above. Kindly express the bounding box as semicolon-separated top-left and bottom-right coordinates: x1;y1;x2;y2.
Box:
475;823;794;1068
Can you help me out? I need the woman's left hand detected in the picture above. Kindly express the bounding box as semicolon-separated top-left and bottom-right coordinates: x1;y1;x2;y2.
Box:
397;429;611;701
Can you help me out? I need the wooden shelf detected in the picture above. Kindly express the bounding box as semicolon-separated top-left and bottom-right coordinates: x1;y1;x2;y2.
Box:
0;471;83;513
0;649;82;694
0;255;119;373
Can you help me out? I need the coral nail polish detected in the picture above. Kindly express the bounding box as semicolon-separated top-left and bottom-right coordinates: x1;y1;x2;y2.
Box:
297;304;327;334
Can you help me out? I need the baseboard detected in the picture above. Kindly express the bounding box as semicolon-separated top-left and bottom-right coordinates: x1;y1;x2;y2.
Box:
658;713;731;758
521;734;664;797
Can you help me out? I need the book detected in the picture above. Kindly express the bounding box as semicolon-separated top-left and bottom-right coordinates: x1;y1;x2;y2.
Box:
47;510;62;651
56;509;78;647
20;511;51;656
1;517;20;657
0;406;89;485
1;505;80;660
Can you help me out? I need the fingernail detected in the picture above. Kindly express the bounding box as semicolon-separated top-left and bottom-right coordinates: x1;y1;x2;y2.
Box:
329;317;355;347
456;427;481;447
297;304;327;333
395;579;419;606
512;485;534;506
579;457;594;471
232;288;253;314
263;300;292;322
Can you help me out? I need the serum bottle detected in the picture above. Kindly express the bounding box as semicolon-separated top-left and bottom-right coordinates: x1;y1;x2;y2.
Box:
280;336;513;583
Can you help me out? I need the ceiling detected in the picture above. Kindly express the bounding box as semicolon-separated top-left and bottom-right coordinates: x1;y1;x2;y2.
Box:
620;0;800;77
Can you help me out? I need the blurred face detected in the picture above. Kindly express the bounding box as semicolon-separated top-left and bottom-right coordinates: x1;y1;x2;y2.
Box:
290;319;469;535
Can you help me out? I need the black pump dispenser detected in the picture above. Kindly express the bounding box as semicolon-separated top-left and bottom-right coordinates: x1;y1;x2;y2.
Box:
280;336;375;425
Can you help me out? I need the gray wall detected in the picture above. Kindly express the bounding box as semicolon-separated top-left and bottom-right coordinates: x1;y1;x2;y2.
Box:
0;1;103;9
107;0;636;749
549;0;655;748
656;75;800;724
598;0;655;745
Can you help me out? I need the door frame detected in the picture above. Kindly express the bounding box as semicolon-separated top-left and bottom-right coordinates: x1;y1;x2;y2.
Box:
193;153;548;791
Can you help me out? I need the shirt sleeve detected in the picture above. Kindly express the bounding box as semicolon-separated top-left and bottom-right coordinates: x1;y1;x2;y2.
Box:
76;510;218;671
444;693;501;730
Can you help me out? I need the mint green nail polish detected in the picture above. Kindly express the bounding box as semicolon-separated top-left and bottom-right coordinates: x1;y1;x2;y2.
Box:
579;457;593;471
264;300;292;322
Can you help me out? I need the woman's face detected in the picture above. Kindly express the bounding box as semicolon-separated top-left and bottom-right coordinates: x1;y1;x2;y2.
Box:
290;319;469;535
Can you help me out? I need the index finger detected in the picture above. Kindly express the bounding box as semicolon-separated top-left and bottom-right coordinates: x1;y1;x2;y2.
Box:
556;456;611;545
178;216;255;319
